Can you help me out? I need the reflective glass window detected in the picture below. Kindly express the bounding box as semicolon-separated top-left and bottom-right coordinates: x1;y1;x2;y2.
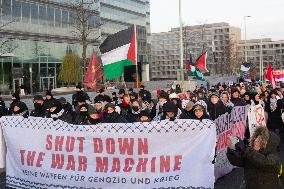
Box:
31;3;38;24
12;0;21;19
21;2;30;23
3;0;12;17
55;8;61;27
62;10;68;28
39;5;46;25
46;6;54;26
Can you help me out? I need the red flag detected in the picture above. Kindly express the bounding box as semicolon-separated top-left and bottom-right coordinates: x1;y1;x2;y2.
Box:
265;65;276;88
84;51;104;91
195;52;209;72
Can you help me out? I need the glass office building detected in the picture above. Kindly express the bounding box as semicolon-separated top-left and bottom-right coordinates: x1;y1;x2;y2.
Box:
0;0;150;93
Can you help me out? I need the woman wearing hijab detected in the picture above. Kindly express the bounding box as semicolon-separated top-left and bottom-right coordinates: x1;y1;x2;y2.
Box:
265;90;283;132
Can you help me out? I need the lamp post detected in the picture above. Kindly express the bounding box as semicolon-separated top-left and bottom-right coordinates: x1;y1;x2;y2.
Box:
244;16;251;62
179;0;184;89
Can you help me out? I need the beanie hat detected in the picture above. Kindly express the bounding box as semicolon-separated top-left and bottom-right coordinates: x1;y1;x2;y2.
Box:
231;88;240;95
33;95;44;101
139;110;151;119
163;101;178;114
46;90;53;97
118;89;125;95
209;92;220;98
159;91;169;100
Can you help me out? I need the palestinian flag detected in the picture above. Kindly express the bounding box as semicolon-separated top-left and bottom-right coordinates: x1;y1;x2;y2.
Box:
99;26;137;79
240;62;251;72
195;68;205;81
195;52;209;72
189;66;205;81
243;72;252;82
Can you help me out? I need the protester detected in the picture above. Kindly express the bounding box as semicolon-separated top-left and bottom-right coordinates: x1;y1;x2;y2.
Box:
207;92;228;120
72;84;90;108
74;104;91;125
265;90;283;132
119;94;138;122
154;91;168;121
139;110;152;122
111;92;119;105
131;100;141;120
227;126;281;189
162;101;178;121
9;93;28;115
58;97;75;123
191;104;210;120
94;88;111;103
0;92;7;117
101;103;128;123
11;101;29;117
30;95;45;117
231;88;246;106
43;90;57;112
220;91;234;110
179;101;194;119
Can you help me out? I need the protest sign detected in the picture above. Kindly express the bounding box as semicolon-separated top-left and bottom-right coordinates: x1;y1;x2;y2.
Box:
214;106;247;180
248;104;266;136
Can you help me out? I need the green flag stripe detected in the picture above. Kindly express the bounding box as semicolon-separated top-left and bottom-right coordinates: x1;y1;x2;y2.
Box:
103;59;134;79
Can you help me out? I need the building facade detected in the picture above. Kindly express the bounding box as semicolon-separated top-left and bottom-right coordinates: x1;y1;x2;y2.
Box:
150;22;241;80
0;0;150;93
238;39;284;79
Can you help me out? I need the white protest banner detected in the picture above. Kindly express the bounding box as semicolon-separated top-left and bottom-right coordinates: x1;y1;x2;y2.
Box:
273;69;284;82
248;104;266;136
214;106;247;180
0;117;216;189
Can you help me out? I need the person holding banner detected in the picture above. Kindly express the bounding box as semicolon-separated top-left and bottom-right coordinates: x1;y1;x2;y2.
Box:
191;104;210;120
227;126;281;189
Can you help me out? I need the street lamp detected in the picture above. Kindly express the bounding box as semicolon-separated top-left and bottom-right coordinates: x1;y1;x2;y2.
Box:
244;16;252;62
179;0;185;89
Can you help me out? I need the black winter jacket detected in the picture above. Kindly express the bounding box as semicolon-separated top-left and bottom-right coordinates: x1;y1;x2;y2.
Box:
227;132;281;189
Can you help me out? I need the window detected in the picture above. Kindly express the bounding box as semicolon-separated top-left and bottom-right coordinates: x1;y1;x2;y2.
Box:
47;7;54;26
39;5;46;25
3;0;12;17
12;0;21;19
55;8;61;27
21;2;30;23
62;10;68;27
30;3;38;24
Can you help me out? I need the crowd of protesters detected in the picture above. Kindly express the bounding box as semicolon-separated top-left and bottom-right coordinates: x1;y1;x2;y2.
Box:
0;81;284;188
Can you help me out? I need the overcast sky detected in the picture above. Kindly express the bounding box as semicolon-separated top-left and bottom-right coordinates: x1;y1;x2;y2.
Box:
150;0;284;40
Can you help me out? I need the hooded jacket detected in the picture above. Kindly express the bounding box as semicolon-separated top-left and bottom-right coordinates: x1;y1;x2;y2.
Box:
207;100;228;120
227;130;281;189
101;111;128;123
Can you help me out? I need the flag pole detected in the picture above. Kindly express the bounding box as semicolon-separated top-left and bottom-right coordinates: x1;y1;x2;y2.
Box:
134;25;139;89
179;0;185;91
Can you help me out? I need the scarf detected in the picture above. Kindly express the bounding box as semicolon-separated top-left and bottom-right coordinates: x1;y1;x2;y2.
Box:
270;98;278;112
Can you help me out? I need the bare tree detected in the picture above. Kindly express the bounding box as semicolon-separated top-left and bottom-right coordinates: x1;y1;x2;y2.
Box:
70;0;101;81
0;1;18;54
223;38;238;75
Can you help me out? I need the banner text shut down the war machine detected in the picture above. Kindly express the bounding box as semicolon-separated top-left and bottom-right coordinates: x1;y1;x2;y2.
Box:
0;117;216;189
